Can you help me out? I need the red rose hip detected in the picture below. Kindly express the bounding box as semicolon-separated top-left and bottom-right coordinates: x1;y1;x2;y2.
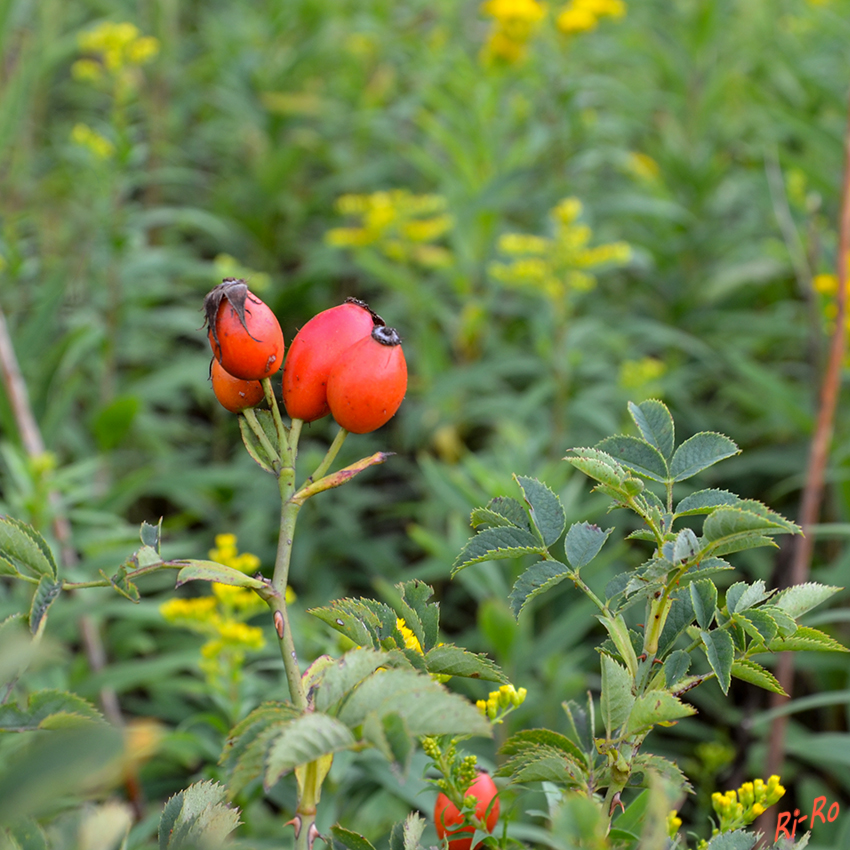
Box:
205;279;284;380
326;325;407;434
434;772;500;850
282;298;379;422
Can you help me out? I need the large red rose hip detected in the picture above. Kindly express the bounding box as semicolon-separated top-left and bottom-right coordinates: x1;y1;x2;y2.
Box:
434;772;500;850
205;279;284;380
282;299;379;422
325;325;407;434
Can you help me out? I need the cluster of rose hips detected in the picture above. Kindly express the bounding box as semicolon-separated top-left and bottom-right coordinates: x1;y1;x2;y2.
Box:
203;279;407;433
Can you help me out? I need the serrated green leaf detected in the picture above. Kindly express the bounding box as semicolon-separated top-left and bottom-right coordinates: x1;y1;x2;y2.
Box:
0;554;22;577
159;780;240;850
705;830;757;850
631;753;693;793
135;544;162;569
596;435;669;482
390;812;427;850
670;432;739;481
331;825;378;850
564;522;613;570
657;594;695;657
451;526;543;576
424;645;506;682
509;560;572;619
726;580;771;614
759;605;798;636
673;528;700;563
0;689;103;732
625;529;657;542
664;650;691;688
626;690;696;734
396;580;439;651
515;475;566;546
0;517;57;579
173;560;267;590
761;626;848;654
600;654;634;737
734;499;801;534
703;507;789;544
689;580;717;630
500;729;588;766
731;659;787;695
773;583;841;619
734;609;778;645
265;713;356;786
338;670;491;738
29;577;61;635
628;400;675;460
565;448;626;487
497;747;588;785
674;489;740;516
309;600;379;647
599;614;640;678
313;649;397;713
362;710;414;773
140;519;162;550
701;629;734;694
238;409;279;474
474;496;531;530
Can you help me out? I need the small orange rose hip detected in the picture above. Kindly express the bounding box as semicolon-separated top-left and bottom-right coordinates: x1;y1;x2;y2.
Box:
210;358;265;413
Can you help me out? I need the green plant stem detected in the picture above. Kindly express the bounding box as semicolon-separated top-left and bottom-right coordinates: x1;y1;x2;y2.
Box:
269;395;307;710
306;426;348;484
262;377;288;451
567;568;608;615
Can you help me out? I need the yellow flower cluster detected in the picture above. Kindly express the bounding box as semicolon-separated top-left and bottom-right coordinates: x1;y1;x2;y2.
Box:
489;197;630;303
74;21;159;77
476;683;527;722
70;123;115;160
325;190;454;268
556;0;626;35
396;617;423;654
160;534;281;688
711;775;785;832
666;810;682;839
480;0;547;65
619;357;666;397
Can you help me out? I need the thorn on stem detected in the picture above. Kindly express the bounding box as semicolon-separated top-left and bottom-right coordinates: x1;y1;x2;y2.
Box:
274;610;285;639
609;791;625;816
307;823;322;849
285;816;302;838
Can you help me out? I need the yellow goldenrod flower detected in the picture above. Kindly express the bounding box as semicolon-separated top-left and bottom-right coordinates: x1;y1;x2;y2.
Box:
326;190;454;267
71;59;103;82
711;776;786;832
556;6;598;32
666;810;682;839
626;151;660;182
159;596;219;624
813;273;838;295
396;617;423;654
70;123;115;159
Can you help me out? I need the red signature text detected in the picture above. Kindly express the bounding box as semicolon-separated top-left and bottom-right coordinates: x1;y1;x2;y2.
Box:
775;796;840;842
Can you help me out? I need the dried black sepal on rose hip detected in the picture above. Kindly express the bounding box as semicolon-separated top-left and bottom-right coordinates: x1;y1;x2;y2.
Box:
204;278;285;381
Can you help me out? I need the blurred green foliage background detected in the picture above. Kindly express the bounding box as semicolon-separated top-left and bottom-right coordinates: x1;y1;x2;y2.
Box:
1;0;849;846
